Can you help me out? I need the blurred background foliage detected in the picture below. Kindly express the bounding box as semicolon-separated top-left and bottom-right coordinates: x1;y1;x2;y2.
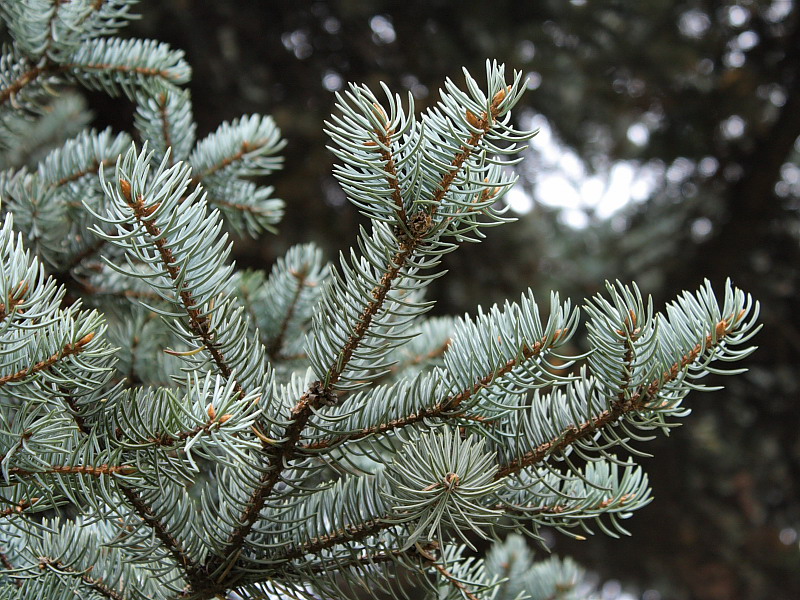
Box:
85;1;799;598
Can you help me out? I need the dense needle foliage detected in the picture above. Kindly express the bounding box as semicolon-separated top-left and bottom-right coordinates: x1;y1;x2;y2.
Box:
0;2;759;599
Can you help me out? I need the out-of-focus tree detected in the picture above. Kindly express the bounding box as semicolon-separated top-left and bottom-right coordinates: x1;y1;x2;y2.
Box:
91;1;799;598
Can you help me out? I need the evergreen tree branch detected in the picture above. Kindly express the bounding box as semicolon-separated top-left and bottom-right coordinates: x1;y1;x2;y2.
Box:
419;545;481;600
495;314;739;479
58;387;90;434
0;331;95;386
156;94;175;163
0;549;22;588
37;557;129;600
319;84;510;394
207;79;512;582
62;60;177;82
207;387;327;576
0;279;28;324
36;341;211;594
367;105;406;224
0;498;39;519
387;337;451;375
117;485;212;593
0;63;50;106
55;156;117;187
112;414;230;450
189;142;251;183
429;87;508;219
266;267;308;360
272;517;387;563
303;336;550;451
117;178;245;399
8;463;135;478
63;237;107;272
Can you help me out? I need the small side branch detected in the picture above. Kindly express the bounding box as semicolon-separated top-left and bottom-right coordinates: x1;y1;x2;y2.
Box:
366;105;406;224
0;549;22;587
208;386;329;573
8;463;135;478
119;180;244;398
267;268;309;360
117;485;211;592
496;316;738;479
416;544;481;600
0;64;50;106
0;333;95;387
37;557;129;600
190;140;260;185
156;93;175;161
0;279;30;325
57;158;117;187
275;517;387;563
0;498;39;518
304;338;549;452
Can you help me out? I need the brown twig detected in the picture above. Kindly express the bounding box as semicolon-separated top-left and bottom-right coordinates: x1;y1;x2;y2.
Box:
8;463;135;478
0;549;22;587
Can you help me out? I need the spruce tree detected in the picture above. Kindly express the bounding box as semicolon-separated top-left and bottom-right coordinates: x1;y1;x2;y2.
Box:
0;2;759;599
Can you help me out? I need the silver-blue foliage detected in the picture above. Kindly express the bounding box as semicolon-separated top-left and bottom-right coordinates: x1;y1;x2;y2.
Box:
0;2;760;599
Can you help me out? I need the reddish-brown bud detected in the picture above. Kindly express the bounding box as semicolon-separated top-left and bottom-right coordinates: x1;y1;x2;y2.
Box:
119;179;132;202
465;109;481;129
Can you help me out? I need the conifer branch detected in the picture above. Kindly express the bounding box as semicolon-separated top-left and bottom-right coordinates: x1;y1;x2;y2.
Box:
367;105;406;224
190;141;263;185
58;388;90;435
303;337;549;451
113;416;228;449
0;549;21;587
62;61;177;81
418;545;482;600
495;315;738;479
118;179;245;399
117;485;211;592
56;157;117;187
156;93;175;162
0;498;38;518
319;87;507;394
387;338;451;375
0;63;50;106
324;238;417;391
209;386;327;574
0;332;95;387
0;27;761;599
0;279;28;324
211;110;507;580
273;517;387;563
8;463;136;478
37;557;129;600
64;237;107;272
429;86;507;218
267;267;309;360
